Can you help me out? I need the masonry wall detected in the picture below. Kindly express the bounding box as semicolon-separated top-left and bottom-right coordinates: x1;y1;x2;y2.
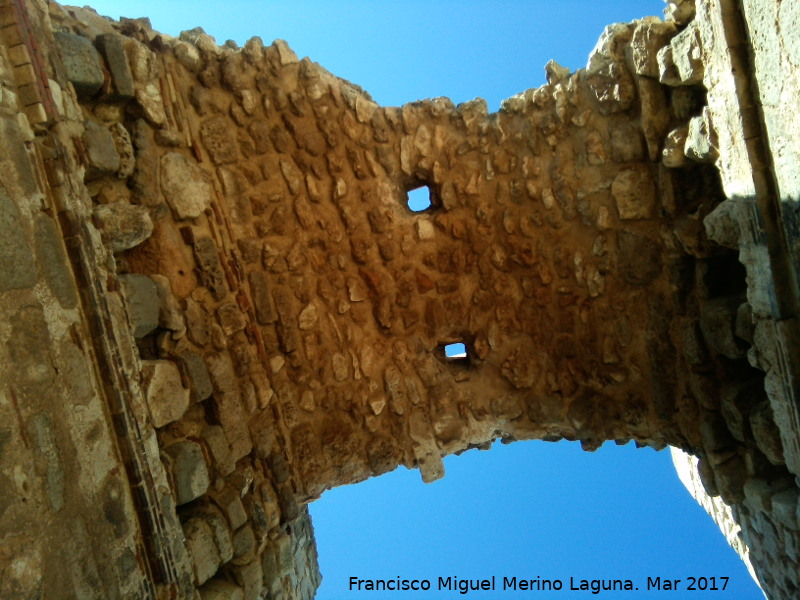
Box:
0;0;798;598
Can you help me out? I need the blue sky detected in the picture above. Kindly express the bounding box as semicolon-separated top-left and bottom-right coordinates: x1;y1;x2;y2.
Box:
84;1;765;598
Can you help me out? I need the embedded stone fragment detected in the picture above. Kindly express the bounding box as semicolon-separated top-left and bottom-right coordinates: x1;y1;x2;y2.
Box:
611;166;656;220
96;33;135;100
199;579;244;600
141;360;191;427
664;0;696;25
631;20;677;78
166;440;211;505
201;115;238;164
83;120;121;179
662;126;689;168
175;350;214;402
0;187;36;292
174;40;203;72
750;401;785;465
184;517;221;585
160;152;214;219
685;108;718;163
54;32;104;98
659;23;703;86
93;202;153;252
110;122;136;178
119;273;160;338
135;83;168;126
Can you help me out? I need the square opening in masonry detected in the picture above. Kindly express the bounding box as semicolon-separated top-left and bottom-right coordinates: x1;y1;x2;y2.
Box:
406;186;432;212
444;342;467;358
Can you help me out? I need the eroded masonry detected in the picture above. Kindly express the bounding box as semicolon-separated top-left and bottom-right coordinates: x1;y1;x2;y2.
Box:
0;0;799;597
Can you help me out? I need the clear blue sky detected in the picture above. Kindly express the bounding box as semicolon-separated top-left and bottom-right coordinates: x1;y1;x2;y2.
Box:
84;1;765;598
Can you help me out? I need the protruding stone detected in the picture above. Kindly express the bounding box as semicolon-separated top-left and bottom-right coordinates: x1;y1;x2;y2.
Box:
611;166;656;220
83;120;120;179
199;579;244;600
662;126;689;168
54;32;104;98
174;40;203;72
135;83;168;126
141;360;191;427
664;0;696;25
545;60;570;85
119;273;160;338
184;517;221;585
93;203;153;252
685;108;718;163
96;34;135;100
631;20;677;78
166;440;211;505
161;152;214;219
201;115;238;164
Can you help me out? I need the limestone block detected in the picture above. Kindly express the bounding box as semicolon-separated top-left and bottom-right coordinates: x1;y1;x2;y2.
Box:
0;191;33;292
54;32;104;98
231;525;256;562
119;273;160;338
744;478;775;513
201;115;238;165
165;440;211;505
662;22;703;86
201;425;236;476
177;351;214;402
685;108;718;163
135;83;167;126
611;166;656;220
160;152;214;219
110;123;135;178
96;34;134;100
210;485;248;530
703;199;741;249
771;488;800;530
93;202;153;252
232;559;263;600
83;120;121;179
200;579;244;600
184;517;221;585
631;20;677;78
174;41;203;72
201;507;235;564
699;296;746;359
662;126;689;168
750;401;785;465
141;360;190;427
665;0;695;25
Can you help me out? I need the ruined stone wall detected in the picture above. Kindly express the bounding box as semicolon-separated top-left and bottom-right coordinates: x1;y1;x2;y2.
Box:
0;0;799;598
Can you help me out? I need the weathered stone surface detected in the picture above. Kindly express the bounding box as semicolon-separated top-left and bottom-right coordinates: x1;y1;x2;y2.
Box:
161;152;214;219
685;107;718;163
177;350;214;401
141;360;190;427
201;115;238;164
0;190;35;292
184;517;221;585
166;441;211;505
83;119;121;179
631;20;677;78
136;83;168;126
96;34;135;100
119;273;160;338
200;579;244;600
34;215;78;308
93;202;153;252
611;167;656;220
54;32;104;97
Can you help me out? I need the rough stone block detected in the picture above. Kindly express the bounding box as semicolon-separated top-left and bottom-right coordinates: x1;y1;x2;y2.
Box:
631;20;677;78
199;579;244;600
201;425;236;476
96;33;135;100
685;108;718;163
83;119;121;179
201;115;238;165
119;273;160;338
93;202;153;252
209;484;248;530
772;488;800;530
165;440;210;505
54;32;105;98
232;525;256;562
233;559;263;600
184;517;221;585
34;215;78;309
161;152;214;219
611;167;656;220
744;478;775;513
141;359;190;427
177;351;214;402
750;401;785;465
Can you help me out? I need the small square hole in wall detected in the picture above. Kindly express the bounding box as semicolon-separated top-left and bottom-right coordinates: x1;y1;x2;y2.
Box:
406;186;431;212
444;342;467;358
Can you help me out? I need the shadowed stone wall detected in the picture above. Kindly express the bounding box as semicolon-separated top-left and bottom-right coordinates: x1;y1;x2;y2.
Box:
0;0;798;598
